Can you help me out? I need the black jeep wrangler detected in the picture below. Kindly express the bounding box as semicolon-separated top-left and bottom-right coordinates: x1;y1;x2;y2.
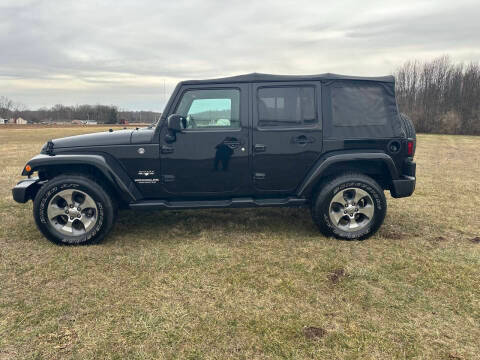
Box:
13;73;416;245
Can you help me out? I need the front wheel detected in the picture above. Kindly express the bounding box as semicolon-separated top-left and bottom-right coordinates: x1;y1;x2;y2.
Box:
33;175;117;245
311;173;387;240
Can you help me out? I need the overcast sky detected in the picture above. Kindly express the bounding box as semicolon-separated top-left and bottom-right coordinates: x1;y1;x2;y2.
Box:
1;0;479;111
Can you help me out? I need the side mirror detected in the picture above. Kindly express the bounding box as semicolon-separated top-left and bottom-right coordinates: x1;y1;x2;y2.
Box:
167;114;185;133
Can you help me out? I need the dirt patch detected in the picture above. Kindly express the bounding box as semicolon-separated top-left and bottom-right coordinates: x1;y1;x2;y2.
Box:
328;268;346;284
429;236;447;244
381;229;406;240
303;326;327;339
470;237;480;244
448;353;462;360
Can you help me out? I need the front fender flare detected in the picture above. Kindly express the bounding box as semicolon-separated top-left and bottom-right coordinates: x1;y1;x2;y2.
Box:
22;154;142;203
296;152;399;197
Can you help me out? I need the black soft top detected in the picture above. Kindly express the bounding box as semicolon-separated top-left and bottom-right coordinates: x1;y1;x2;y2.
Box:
181;72;394;85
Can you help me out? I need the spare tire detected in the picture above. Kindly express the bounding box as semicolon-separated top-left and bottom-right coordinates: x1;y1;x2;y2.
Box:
399;113;416;139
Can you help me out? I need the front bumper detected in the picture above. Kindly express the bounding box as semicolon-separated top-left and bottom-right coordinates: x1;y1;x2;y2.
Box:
12;177;41;203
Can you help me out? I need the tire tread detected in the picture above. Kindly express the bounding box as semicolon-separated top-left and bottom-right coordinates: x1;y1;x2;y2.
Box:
311;172;387;240
33;174;117;245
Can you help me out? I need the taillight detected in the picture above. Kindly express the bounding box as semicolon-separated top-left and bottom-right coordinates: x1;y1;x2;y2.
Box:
407;140;414;156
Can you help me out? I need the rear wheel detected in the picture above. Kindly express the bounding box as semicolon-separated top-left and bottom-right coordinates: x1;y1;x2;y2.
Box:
311;173;387;240
33;175;117;245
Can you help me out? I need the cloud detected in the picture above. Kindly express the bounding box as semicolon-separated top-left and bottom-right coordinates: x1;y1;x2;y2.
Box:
1;0;479;110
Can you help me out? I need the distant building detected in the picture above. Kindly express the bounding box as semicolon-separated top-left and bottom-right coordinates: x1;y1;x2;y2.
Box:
9;117;27;124
0;118;6;124
118;118;129;125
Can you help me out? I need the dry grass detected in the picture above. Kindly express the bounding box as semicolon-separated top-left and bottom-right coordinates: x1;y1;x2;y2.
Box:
0;127;479;359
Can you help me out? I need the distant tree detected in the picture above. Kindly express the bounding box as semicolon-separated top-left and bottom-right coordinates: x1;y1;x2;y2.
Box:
13;102;27;119
395;56;480;135
107;107;118;124
0;96;13;118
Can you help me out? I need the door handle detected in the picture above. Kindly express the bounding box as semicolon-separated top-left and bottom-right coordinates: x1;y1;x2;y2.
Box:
161;145;174;154
292;135;315;145
253;172;266;180
223;138;241;149
254;144;266;152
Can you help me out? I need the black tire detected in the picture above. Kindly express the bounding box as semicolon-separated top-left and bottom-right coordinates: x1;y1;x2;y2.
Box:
311;173;387;240
399;113;416;139
33;175;117;245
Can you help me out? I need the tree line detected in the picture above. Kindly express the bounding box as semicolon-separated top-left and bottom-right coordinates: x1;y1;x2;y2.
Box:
395;56;480;135
0;101;161;124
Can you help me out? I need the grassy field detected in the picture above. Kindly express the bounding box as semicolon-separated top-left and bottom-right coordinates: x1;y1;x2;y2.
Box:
0;127;479;359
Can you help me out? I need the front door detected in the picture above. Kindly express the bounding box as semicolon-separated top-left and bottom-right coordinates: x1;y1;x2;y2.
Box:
160;84;250;197
252;82;323;194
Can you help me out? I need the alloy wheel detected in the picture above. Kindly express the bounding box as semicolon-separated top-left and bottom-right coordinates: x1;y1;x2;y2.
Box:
47;189;98;236
328;187;375;232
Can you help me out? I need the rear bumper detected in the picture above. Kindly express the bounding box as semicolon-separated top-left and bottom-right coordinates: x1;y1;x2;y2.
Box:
391;176;416;198
390;159;416;198
12;177;41;203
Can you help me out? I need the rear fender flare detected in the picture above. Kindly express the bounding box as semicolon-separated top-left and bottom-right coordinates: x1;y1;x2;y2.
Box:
23;154;142;203
296;152;398;197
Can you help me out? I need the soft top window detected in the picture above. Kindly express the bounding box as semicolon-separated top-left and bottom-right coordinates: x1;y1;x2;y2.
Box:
331;85;388;127
257;86;316;127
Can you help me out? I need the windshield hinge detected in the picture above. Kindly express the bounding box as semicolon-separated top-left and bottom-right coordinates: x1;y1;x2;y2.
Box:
46;140;54;156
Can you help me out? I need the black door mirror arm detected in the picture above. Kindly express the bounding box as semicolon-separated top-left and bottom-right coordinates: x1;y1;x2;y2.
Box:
164;131;176;143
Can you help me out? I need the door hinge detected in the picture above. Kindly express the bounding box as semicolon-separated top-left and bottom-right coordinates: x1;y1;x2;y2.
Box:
253;173;266;180
45;140;55;155
161;175;175;183
161;145;174;154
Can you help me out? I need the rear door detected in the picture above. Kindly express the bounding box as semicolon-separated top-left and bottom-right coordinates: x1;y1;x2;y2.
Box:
252;81;323;194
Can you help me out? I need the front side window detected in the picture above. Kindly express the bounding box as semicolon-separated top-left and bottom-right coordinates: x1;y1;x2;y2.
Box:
175;89;240;129
257;86;316;127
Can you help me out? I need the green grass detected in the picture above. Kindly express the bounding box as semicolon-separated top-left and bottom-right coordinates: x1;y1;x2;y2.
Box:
0;127;479;359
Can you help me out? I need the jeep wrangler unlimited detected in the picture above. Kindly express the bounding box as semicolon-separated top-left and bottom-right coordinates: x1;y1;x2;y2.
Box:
12;73;416;245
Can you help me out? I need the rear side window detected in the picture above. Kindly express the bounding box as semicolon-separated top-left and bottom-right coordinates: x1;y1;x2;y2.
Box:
331;85;388;126
257;86;316;127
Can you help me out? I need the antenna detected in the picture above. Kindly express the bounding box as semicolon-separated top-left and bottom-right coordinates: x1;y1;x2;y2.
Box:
163;79;166;108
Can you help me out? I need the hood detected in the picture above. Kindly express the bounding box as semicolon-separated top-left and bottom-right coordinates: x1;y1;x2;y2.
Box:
51;129;134;148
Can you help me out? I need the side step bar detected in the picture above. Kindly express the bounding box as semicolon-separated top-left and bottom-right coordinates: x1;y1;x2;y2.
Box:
129;197;308;210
